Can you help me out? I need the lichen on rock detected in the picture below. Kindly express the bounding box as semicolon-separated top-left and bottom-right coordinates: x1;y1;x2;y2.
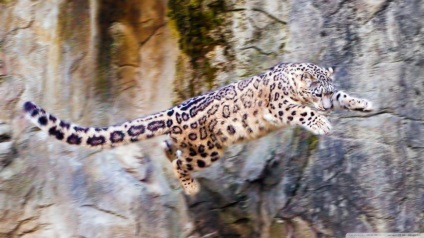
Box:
168;0;228;103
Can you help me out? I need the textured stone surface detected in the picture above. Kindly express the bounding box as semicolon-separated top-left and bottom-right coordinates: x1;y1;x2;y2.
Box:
0;0;423;237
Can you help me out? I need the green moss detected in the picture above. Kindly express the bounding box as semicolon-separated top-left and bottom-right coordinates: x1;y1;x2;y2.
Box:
293;127;320;152
169;0;225;59
94;0;120;100
0;0;14;4
57;0;113;99
168;0;226;101
307;134;319;151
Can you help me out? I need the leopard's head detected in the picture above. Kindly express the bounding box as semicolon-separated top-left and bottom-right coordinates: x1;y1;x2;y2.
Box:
297;64;335;111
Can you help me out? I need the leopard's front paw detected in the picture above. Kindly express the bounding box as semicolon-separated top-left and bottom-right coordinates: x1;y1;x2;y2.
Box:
305;115;332;135
353;99;373;112
362;100;373;112
182;179;200;196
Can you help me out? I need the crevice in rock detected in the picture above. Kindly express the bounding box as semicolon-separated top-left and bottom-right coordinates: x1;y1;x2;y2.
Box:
363;0;395;25
251;8;287;25
0;19;34;46
81;204;128;220
139;23;166;47
325;0;350;17
0;134;11;143
239;46;275;56
337;109;424;122
225;7;286;25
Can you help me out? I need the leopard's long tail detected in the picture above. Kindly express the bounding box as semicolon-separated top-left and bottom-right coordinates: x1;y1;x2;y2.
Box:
23;101;172;148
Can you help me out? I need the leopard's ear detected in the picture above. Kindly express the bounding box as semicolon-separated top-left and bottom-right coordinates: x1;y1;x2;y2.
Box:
302;72;315;87
327;67;335;78
302;71;314;80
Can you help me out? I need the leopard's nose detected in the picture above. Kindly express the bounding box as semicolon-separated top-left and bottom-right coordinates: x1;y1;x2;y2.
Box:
323;105;331;110
322;97;332;109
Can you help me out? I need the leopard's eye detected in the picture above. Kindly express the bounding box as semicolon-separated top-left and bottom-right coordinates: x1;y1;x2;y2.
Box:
316;93;322;97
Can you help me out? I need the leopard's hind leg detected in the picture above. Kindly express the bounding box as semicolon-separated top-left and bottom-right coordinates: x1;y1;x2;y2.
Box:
172;144;224;195
172;158;200;195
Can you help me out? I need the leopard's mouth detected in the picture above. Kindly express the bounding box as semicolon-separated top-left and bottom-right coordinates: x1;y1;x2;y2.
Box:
310;101;328;112
316;106;328;112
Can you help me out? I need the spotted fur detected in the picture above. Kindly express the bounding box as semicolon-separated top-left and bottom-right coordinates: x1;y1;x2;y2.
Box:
24;63;373;195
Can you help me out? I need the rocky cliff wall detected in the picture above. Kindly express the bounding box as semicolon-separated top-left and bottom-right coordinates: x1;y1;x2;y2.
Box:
0;0;423;237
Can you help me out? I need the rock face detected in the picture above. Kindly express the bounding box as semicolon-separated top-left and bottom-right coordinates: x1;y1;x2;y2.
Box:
0;0;423;237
